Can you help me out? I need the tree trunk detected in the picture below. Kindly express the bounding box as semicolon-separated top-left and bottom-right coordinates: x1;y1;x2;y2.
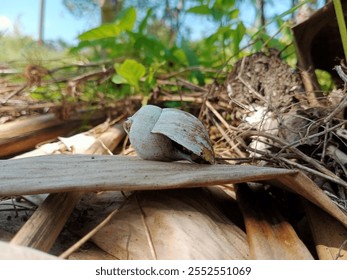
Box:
38;0;45;45
99;0;123;23
256;0;266;28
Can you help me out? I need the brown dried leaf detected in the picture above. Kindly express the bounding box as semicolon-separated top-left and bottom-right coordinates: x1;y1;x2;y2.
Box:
237;186;313;260
304;201;347;260
0;155;346;228
89;189;249;260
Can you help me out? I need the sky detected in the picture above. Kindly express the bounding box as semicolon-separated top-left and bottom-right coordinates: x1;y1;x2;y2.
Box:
0;0;100;44
0;0;325;46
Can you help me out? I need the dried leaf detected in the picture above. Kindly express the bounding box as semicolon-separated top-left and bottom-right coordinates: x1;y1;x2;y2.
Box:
0;155;346;228
304;201;347;260
237;186;313;259
89;189;249;260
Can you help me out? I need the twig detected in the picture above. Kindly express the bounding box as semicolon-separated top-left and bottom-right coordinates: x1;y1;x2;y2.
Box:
241;130;347;189
279;120;347;151
244;143;347;189
10;192;83;251
261;22;289;51
176;77;208;92
321;122;330;161
324;191;347;212
10;197;19;218
338;185;347;209
334;65;347;83
215;156;278;164
0;208;33;212
278;157;347;188
135;194;157;260
323;95;347;124
198;82;218;119
237;57;267;103
0;85;27;104
67;67;114;85
299;70;319;107
157;66;218;80
205;100;238;131
59;195;131;259
156;95;203;103
49;60;114;74
335;239;347;260
211;117;245;157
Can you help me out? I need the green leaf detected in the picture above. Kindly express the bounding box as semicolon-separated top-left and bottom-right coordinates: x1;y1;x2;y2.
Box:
229;9;239;20
232;22;245;54
172;48;188;65
115;59;146;90
78;7;136;41
79;24;122;41
211;10;224;21
111;74;128;84
316;69;334;92
181;42;205;85
134;35;166;63
186;5;211;15
138;8;153;34
117;7;136;31
214;0;236;10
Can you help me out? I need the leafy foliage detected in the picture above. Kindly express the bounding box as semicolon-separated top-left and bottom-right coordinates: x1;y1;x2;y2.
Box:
25;1;322;103
72;2;249;96
79;7;136;41
113;59;146;91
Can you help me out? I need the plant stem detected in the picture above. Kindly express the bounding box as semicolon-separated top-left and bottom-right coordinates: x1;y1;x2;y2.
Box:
333;0;347;62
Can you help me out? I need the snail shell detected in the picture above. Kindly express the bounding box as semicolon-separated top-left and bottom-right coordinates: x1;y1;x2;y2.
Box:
123;105;215;164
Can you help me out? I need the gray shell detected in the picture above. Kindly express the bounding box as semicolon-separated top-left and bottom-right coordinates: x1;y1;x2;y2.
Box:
123;105;215;164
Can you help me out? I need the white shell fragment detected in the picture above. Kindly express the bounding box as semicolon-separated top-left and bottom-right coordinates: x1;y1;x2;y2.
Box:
124;105;215;164
152;108;215;163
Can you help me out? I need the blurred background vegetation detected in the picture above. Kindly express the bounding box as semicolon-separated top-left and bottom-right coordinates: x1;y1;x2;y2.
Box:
0;0;329;105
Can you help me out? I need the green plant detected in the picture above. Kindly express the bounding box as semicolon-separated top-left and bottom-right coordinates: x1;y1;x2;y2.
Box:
315;69;334;92
27;1;318;104
333;0;347;62
112;59;146;92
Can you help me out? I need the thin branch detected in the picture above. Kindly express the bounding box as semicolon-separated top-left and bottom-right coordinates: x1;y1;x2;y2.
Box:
334;65;347;83
205;100;238;131
321;122;330;161
59;195;131;259
244;142;347;189
240;130;347;189
237;57;267;103
335;239;347;260
135;194;157;260
211;117;245;158
157;66;218;80
324;95;347;124
279;120;347;151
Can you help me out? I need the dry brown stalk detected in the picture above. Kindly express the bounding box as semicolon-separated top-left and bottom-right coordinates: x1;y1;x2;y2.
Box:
9;121;126;252
240;130;347;189
236;57;267;103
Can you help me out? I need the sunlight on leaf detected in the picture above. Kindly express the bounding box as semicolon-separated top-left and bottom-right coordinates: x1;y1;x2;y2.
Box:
117;7;137;31
111;74;128;85
186;5;210;15
316;69;334;92
78;7;136;41
114;59;146;90
78;24;123;41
